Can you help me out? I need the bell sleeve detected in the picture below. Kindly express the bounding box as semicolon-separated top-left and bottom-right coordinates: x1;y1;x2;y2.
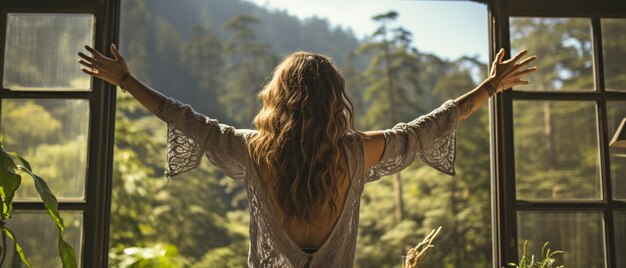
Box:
155;97;253;181
365;99;461;183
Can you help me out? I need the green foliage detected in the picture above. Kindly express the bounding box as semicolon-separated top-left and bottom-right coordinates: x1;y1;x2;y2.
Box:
507;241;564;268
115;2;494;267
121;0;626;266
1;101;61;146
181;26;224;115
221;14;277;126
357;11;424;129
507;17;619;267
0;150;20;220
353;11;490;268
191;246;246;268
510;18;601;202
3;227;30;268
0;144;77;268
109;243;189;268
110;75;248;266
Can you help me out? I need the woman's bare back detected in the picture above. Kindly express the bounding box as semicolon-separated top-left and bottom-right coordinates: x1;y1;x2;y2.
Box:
283;171;351;248
269;131;385;248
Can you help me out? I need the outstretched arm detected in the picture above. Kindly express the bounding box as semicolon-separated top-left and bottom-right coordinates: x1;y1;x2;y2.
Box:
79;44;253;179
363;48;537;174
78;44;166;115
455;48;537;121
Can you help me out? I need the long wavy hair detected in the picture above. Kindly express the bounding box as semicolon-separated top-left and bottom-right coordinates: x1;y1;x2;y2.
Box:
249;51;359;227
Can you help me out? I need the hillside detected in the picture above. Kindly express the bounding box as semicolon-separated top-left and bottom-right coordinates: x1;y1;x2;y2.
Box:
120;0;362;119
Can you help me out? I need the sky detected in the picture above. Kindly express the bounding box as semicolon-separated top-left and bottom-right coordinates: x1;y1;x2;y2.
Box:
244;0;489;63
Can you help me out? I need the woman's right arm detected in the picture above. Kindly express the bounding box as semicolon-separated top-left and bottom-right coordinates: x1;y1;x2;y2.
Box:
454;49;537;121
78;44;167;115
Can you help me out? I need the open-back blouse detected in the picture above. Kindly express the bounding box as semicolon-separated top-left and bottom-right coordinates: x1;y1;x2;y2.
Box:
155;97;461;267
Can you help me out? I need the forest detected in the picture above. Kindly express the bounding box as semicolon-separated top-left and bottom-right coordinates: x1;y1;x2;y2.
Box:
110;1;491;267
3;0;625;267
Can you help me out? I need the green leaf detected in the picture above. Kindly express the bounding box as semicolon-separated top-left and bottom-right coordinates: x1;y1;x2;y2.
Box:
14;156;76;266
0;149;21;220
58;233;77;268
3;227;32;268
9;152;31;171
15;157;64;232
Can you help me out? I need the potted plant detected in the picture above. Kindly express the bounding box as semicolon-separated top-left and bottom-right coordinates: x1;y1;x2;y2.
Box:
0;142;76;268
507;241;564;268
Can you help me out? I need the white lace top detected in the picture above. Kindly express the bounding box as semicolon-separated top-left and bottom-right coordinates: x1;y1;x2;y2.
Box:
156;98;460;267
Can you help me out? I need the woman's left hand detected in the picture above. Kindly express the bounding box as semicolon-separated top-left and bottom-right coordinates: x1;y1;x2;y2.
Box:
78;44;129;87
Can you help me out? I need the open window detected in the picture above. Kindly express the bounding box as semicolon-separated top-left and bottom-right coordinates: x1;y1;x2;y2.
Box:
0;0;119;267
489;0;626;267
2;0;625;267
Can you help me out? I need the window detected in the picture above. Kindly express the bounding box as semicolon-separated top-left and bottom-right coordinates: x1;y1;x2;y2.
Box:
4;0;623;266
0;1;119;267
490;0;626;267
112;1;491;267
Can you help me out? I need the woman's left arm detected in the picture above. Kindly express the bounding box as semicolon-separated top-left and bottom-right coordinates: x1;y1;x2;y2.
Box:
455;49;538;121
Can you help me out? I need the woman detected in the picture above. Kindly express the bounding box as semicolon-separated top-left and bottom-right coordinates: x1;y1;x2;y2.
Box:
78;45;536;267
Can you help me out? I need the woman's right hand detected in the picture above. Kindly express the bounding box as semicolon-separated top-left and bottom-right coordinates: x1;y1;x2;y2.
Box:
489;48;538;93
454;48;538;121
78;44;129;87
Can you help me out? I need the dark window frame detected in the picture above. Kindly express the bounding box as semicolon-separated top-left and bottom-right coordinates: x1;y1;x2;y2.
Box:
488;0;626;267
0;0;120;267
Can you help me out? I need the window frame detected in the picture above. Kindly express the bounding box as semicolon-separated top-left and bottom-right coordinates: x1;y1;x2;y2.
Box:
0;0;120;267
4;0;626;266
488;0;626;267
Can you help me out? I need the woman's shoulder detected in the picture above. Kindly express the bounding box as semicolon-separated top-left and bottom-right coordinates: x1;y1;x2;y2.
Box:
342;132;365;145
234;128;257;138
340;132;366;160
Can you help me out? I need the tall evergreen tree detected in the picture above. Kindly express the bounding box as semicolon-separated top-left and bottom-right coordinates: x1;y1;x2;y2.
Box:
181;26;225;118
108;1;516;267
357;11;422;222
222;14;277;127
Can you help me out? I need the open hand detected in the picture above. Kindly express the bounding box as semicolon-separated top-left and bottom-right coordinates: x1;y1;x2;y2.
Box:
78;44;128;86
489;48;538;92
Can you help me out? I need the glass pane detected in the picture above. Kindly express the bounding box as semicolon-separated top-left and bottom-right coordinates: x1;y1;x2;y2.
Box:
4;210;82;267
608;101;626;200
510;17;594;91
514;101;601;200
3;13;94;91
602;19;626;92
1;99;89;201
517;211;605;268
616;212;626;268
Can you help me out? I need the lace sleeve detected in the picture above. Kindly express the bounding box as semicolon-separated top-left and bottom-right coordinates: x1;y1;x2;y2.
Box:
156;98;253;181
365;99;460;183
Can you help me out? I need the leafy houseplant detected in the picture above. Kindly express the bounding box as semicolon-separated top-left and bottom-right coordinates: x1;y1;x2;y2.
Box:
507;241;564;268
0;143;77;268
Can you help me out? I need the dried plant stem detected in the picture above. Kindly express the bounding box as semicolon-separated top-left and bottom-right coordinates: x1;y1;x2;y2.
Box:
403;226;442;268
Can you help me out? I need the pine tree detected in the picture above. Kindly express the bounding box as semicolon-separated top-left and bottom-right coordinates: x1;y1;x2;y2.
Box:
181;26;225;118
222;14;278;127
356;11;423;223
